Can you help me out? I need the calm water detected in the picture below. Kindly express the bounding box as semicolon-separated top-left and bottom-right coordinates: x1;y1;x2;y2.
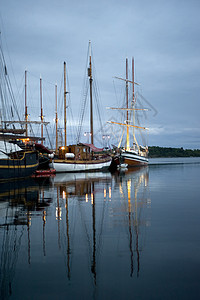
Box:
0;158;200;300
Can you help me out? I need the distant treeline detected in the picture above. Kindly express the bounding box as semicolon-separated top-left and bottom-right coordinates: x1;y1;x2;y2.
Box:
148;146;200;158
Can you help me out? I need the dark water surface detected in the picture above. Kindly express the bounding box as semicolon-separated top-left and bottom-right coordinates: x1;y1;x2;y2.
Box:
0;158;200;299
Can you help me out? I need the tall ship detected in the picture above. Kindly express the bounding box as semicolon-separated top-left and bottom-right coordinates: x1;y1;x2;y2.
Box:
51;42;111;172
0;35;39;180
108;58;149;169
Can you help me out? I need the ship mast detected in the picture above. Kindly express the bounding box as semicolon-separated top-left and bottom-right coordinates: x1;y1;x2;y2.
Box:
55;83;58;154
40;77;43;145
132;58;135;151
88;41;94;145
25;70;28;136
64;61;67;148
126;58;130;151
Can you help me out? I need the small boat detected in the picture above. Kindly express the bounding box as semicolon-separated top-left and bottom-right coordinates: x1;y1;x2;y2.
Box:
32;168;56;177
108;58;148;170
51;43;111;173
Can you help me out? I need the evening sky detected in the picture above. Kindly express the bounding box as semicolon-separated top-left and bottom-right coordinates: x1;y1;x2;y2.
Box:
0;0;199;148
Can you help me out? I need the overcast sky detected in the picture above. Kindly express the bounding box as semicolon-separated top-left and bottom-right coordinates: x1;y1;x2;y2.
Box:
0;0;200;148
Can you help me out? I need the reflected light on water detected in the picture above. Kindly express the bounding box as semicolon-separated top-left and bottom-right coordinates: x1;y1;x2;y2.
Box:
91;192;94;205
3;163;200;299
56;207;62;220
26;212;32;226
43;211;46;223
62;190;66;199
109;186;112;199
85;193;88;202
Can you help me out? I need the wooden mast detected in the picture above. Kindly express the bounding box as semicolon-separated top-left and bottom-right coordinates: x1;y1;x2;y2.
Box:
25;70;28;136
55;83;58;154
126;58;130;150
40;77;43;145
64;62;67;148
132;58;135;150
88;41;94;145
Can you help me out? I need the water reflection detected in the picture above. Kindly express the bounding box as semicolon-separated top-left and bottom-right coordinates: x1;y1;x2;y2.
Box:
0;167;150;299
54;172;113;285
112;167;150;277
0;177;53;300
53;168;150;285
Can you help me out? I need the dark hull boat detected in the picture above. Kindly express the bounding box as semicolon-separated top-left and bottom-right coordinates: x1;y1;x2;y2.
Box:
0;150;39;181
0;141;39;181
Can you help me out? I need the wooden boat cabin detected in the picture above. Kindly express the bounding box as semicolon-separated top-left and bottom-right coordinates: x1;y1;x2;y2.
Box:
58;143;104;161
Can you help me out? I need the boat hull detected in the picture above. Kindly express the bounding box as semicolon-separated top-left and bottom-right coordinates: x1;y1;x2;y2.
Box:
50;157;111;173
0;151;39;181
121;151;148;166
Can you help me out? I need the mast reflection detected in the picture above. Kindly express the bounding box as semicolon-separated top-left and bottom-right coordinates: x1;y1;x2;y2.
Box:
0;167;151;298
54;172;112;285
0;177;53;299
116;167;150;277
53;168;150;282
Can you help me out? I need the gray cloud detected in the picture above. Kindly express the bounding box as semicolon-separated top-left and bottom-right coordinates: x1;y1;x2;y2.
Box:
0;0;200;148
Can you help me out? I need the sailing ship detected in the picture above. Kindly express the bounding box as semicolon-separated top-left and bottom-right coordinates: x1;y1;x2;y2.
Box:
3;71;55;175
51;42;111;172
108;58;148;169
22;71;54;171
0;37;39;180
